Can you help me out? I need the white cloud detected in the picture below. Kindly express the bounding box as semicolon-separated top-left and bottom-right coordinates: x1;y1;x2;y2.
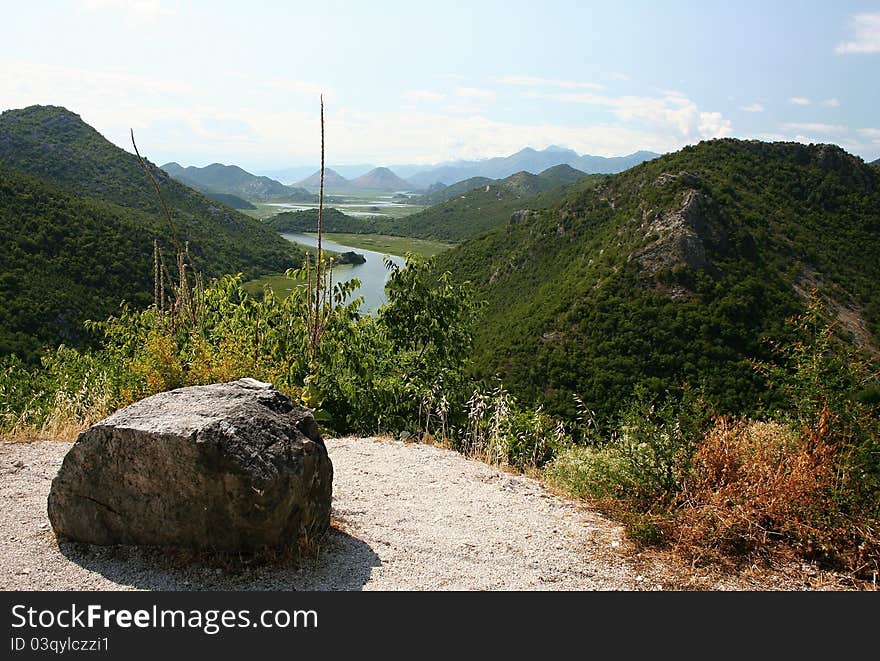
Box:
858;128;880;140
752;132;789;142
0;56;748;168
788;97;812;106
741;103;764;112
402;90;446;104
78;0;176;25
822;98;841;107
494;75;604;90
453;86;497;104
782;122;848;133
835;12;880;54
527;90;732;143
262;80;331;99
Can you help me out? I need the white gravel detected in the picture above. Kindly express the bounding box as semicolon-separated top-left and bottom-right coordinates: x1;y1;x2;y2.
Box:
0;437;831;591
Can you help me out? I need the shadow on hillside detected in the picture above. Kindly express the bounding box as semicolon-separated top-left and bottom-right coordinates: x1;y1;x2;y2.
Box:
57;527;381;591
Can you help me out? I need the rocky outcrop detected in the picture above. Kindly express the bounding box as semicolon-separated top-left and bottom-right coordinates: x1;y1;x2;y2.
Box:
636;188;728;276
509;209;533;225
47;378;333;552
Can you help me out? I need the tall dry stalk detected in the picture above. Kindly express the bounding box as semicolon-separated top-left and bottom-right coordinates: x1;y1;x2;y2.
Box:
305;95;333;373
131;130;203;330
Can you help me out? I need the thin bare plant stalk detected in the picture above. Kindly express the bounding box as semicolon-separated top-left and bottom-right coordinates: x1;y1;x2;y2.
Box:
153;239;160;309
130;130;182;253
328;257;334;315
317;95;325;311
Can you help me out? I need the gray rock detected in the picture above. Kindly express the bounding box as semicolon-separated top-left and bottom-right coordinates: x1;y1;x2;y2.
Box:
509;209;532;225
47;378;333;552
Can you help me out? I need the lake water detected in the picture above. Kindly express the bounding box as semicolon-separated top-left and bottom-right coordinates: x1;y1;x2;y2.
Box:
280;233;405;313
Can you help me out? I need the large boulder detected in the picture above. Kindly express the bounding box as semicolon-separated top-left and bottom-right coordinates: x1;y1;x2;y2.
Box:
47;378;333;552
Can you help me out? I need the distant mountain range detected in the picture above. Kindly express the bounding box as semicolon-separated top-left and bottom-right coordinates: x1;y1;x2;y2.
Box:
160;162;315;203
294;166;416;192
410;163;587;207
404;146;660;187
265;164;602;243
262;146;661;189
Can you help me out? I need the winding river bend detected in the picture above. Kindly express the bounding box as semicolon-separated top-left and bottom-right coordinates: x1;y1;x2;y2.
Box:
280;233;405;313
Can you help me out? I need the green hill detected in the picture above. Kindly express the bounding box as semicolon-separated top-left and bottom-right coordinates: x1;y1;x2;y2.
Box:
409;177;494;206
201;192;257;209
537;163;590;187
436;139;880;421
382;170;602;242
0;105;304;360
160;162;315;202
350;167;412;191
410;165;587;208
264;207;362;233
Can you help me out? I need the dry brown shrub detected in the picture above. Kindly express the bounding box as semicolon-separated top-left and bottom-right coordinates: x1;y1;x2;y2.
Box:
670;415;840;565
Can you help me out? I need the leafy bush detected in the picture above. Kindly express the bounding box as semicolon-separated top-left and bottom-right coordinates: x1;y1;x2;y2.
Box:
0;254;483;440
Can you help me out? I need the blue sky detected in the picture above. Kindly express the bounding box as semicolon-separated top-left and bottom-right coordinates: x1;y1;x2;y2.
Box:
2;0;879;169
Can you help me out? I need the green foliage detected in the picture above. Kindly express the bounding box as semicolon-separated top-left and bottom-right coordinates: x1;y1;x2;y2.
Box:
0;255;483;439
545;389;710;507
0;106;304;363
264;208;368;233
760;297;880;522
544;304;879;575
438;138;880;425
452;386;566;469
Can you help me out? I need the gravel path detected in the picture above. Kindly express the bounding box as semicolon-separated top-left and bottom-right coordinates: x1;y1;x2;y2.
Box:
0;437;841;591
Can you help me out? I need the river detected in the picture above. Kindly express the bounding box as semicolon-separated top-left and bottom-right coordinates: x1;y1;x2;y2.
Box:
280;233;405;313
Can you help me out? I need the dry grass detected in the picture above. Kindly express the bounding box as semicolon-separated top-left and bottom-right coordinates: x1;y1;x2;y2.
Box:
669;415;849;567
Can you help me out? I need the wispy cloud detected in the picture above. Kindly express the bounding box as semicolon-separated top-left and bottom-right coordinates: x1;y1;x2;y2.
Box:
453;87;497;104
495;75;604;90
782;122;848;133
525;89;732;143
822;98;841;107
402;90;446;104
788;97;812;106
78;0;176;25
262;79;330;99
835;12;880;54
741;103;764;112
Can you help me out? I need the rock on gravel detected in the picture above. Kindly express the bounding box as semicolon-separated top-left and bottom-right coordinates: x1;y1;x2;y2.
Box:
0;436;823;591
47;379;332;552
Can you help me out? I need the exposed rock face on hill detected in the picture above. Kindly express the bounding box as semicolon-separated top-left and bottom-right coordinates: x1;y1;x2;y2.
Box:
47;379;333;552
637;177;730;279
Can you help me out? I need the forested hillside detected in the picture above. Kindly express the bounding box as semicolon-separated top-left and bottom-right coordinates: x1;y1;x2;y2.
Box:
437;139;880;420
0;105;304;360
